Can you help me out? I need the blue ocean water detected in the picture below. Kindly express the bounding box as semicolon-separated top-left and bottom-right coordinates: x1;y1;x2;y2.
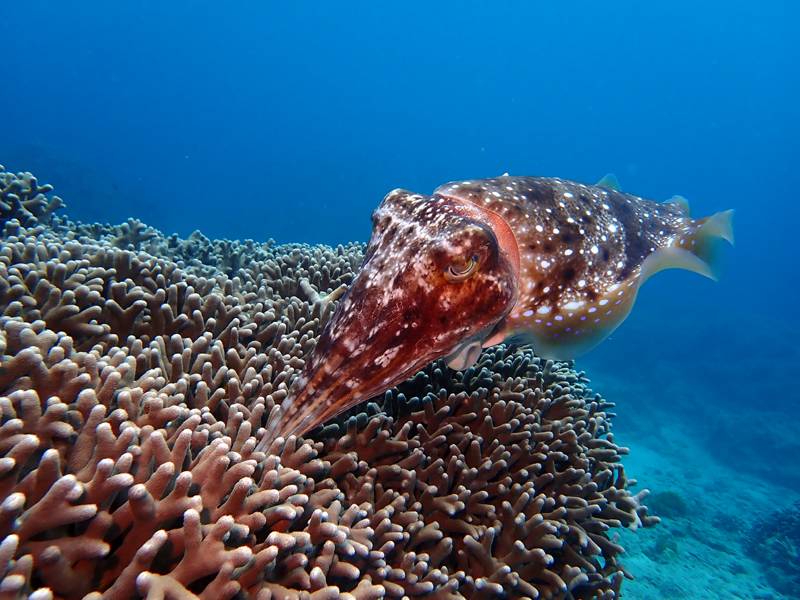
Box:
2;1;798;597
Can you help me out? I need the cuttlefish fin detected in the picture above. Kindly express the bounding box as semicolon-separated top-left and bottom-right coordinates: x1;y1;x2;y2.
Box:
666;194;691;216
700;209;735;244
445;340;484;370
596;173;621;191
641;209;734;282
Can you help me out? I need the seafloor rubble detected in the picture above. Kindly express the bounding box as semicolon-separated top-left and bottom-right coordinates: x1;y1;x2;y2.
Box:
0;166;657;599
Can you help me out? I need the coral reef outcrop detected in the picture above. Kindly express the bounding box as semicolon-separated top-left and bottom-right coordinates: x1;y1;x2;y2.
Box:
746;500;800;595
0;166;657;599
1;167;64;228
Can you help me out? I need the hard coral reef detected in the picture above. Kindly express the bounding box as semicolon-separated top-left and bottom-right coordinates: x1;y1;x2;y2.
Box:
0;166;657;599
747;500;800;596
1;167;64;228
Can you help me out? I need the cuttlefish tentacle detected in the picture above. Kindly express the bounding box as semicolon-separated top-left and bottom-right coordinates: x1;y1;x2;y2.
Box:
266;175;733;442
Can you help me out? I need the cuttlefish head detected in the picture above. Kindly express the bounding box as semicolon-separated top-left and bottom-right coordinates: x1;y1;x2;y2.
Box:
268;188;521;439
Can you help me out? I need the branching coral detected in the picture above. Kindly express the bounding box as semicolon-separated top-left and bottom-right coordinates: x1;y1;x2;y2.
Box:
1;166;64;228
0;170;657;599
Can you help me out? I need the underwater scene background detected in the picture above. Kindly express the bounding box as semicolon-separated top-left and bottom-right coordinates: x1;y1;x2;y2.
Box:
1;1;798;598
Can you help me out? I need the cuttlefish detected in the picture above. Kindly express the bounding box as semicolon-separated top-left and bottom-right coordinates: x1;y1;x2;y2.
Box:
266;175;733;441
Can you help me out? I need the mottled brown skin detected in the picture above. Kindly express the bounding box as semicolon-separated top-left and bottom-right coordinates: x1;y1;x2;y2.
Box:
435;176;723;358
438;176;685;295
270;190;519;438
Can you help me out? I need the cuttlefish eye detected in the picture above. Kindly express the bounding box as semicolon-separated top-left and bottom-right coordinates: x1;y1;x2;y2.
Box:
445;254;480;282
441;224;497;283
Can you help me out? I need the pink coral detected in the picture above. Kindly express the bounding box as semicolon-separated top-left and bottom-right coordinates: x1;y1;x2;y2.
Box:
0;168;656;599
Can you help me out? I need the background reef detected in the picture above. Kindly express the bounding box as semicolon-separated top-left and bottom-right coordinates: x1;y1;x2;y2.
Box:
1;167;657;599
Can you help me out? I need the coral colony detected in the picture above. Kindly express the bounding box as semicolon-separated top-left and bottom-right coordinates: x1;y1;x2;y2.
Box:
0;166;657;599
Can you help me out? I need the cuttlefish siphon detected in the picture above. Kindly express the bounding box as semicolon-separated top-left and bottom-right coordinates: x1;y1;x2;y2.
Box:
267;174;733;441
